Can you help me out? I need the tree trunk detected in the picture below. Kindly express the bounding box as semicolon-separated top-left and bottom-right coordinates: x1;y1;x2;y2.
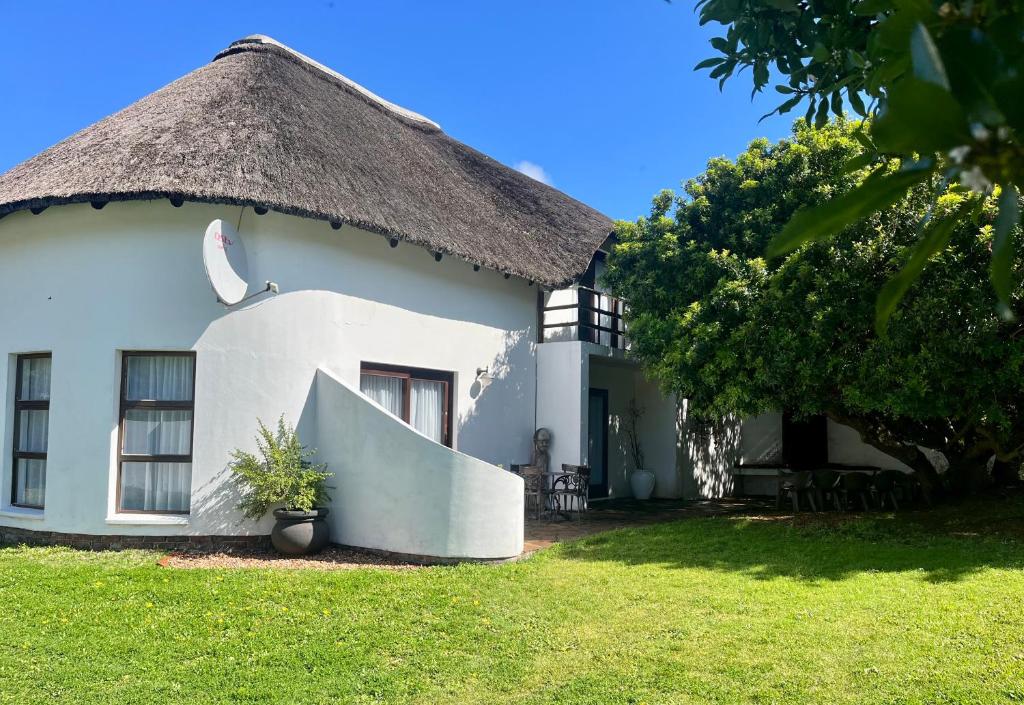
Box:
992;458;1022;487
939;437;1001;496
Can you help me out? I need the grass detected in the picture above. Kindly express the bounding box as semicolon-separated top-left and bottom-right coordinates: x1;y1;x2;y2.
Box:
2;499;1024;704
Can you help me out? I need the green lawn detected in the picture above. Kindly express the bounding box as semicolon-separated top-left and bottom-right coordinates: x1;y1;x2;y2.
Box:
2;501;1024;704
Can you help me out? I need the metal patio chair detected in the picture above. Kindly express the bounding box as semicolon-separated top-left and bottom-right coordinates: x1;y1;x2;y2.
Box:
521;465;545;520
551;464;591;521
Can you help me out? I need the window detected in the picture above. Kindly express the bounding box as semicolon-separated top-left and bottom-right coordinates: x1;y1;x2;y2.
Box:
11;354;51;509
117;352;195;513
359;364;453;446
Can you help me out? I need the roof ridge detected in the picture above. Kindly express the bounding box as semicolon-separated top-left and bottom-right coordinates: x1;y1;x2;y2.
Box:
215;35;442;132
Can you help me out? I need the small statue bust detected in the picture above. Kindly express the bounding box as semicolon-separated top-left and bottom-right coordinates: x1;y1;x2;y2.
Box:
531;427;552;474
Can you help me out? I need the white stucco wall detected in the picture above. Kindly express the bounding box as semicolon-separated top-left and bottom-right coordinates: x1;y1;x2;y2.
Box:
588;356;682;499
0;201;538;540
535;341;586;474
827;419;912;471
635;375;682;498
537;344;681;499
740;412;784;464
314;369;523;559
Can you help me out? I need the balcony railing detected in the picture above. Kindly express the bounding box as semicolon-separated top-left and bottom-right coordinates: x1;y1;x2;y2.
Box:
540;286;627;349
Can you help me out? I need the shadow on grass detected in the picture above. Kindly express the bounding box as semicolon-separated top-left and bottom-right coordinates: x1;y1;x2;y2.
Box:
559;494;1024;584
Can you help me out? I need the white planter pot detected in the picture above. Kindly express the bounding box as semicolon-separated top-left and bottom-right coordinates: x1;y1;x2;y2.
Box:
630;470;656;500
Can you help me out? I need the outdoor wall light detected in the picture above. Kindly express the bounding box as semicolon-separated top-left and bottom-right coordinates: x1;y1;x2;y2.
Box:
476;366;494;390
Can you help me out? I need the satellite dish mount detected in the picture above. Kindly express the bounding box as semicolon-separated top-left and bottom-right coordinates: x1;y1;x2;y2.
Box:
202;219;278;306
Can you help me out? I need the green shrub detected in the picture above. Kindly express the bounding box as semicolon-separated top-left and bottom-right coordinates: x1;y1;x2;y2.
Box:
230;416;332;519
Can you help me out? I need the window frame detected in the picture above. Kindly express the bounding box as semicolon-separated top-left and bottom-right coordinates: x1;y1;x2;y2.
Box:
116;350;197;515
359;362;453;447
11;353;51;509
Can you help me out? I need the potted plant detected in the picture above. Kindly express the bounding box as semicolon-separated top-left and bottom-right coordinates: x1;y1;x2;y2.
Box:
230;416;333;555
626;399;655;500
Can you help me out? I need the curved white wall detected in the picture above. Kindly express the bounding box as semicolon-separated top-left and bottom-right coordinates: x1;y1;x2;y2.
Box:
0;201;537;545
314;369;523;559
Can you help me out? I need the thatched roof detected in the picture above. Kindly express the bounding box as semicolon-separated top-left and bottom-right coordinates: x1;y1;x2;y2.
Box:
0;35;612;286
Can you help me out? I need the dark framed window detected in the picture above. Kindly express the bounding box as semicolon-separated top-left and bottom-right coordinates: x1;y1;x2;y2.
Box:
11;354;51;509
359;363;453;447
117;352;196;514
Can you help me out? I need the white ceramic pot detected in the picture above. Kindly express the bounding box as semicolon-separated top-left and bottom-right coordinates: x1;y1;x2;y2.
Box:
630;470;656;500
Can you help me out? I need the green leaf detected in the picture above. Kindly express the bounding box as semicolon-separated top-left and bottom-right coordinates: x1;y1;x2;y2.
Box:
843;153;876;173
709;60;735;80
804;97;817;124
753;61;769;89
812;43;830;62
848;89;868;117
909;22;950;90
763;0;798;10
847;49;866;68
710;36;731;53
830;91;843;116
760;94;803;122
814;98;830;128
694;57;724;71
853;129;875;151
699;0;741;25
871;78;970;153
876;198;977;335
767;164;934;257
991;186;1020;306
855;0;895;15
775;85;795;94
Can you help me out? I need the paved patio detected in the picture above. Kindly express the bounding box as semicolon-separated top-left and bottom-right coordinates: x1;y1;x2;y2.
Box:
522;497;761;556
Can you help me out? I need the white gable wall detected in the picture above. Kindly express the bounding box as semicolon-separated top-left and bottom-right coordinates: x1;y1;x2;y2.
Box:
0;201;538;538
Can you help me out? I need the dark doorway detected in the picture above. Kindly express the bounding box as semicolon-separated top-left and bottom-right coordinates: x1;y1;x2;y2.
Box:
782;412;829;469
588;388;609;499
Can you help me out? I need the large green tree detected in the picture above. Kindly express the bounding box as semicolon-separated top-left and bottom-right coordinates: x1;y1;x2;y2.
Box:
605;120;1024;492
694;0;1024;328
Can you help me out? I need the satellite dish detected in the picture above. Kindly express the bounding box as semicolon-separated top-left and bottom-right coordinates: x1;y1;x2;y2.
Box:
203;219;248;305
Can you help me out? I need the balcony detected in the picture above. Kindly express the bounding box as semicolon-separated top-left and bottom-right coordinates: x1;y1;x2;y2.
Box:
540;286;627;350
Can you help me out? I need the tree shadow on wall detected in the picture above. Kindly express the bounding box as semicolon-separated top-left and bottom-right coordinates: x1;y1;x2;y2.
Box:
456;329;535;469
681;415;741;499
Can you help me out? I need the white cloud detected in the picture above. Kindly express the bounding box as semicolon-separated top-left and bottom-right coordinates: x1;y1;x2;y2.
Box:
513;160;553;186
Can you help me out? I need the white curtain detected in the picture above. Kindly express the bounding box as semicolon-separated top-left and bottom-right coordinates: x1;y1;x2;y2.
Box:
360;374;404;417
410;379;445;443
122;410;192;455
14;459;45;507
17;410;49;453
19;357;51;401
120;462;191;512
125;355;193;401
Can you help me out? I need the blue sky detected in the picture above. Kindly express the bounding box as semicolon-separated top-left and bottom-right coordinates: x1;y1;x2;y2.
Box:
0;1;794;221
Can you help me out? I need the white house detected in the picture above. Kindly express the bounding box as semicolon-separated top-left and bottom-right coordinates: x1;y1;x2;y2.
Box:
0;36;908;560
